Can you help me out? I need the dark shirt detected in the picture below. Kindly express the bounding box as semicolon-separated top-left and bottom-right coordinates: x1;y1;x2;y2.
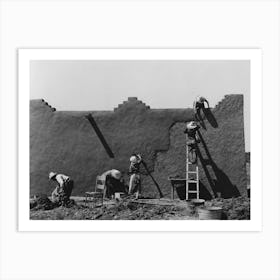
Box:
129;162;141;174
186;127;200;141
195;101;204;109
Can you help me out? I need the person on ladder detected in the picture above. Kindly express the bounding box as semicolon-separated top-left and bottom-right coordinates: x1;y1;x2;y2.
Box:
184;121;200;164
193;95;210;121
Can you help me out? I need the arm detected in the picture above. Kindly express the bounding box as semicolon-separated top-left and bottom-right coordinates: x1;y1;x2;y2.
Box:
193;100;196;111
101;170;111;178
200;96;209;108
136;154;142;163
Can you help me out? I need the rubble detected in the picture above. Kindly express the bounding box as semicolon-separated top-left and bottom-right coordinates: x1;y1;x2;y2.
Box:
30;199;194;220
30;197;250;220
30;194;76;211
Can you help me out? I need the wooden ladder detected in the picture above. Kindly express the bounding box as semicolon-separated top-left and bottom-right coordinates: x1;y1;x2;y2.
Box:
186;134;199;200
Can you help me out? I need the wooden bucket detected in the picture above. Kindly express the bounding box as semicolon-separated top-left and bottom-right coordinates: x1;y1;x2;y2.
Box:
197;207;223;220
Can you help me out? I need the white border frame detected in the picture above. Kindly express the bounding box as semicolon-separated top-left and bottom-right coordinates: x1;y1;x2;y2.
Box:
18;48;262;232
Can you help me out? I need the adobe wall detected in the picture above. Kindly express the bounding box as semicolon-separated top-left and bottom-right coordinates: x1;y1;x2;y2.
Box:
144;95;247;199
30;95;247;199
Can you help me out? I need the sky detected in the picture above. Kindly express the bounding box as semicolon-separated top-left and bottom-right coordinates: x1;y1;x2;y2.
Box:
30;60;250;151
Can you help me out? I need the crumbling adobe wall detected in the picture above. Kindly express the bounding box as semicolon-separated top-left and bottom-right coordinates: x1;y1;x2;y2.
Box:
30;97;193;196
30;95;246;199
142;95;247;199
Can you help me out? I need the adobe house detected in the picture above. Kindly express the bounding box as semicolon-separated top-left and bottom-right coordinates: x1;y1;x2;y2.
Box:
30;95;247;199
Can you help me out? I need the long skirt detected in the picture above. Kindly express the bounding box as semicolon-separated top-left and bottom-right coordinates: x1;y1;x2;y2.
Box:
128;174;141;197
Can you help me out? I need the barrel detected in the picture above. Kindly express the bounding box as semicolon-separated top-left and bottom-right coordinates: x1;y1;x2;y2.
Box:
197;207;223;220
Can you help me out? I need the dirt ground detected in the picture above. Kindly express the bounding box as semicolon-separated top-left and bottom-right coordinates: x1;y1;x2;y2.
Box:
30;196;250;220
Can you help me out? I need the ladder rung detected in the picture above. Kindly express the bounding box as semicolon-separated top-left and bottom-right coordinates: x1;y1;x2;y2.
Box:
188;191;199;193
187;180;198;183
187;171;198;174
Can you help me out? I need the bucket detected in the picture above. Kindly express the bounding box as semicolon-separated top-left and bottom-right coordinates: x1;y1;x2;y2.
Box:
115;192;125;200
191;199;205;207
197;207;223;220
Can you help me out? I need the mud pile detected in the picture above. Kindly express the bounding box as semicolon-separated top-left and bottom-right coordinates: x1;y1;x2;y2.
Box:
30;194;76;211
30;200;193;220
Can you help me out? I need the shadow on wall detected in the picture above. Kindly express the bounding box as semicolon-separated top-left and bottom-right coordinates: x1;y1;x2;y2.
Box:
198;181;213;200
175;181;213;200
203;108;218;128
195;107;218;130
196;130;241;199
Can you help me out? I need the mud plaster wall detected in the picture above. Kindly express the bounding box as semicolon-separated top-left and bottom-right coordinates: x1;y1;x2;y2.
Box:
30;95;247;199
145;95;247;199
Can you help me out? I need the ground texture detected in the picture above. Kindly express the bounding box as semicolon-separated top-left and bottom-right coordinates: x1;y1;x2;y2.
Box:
30;197;250;220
